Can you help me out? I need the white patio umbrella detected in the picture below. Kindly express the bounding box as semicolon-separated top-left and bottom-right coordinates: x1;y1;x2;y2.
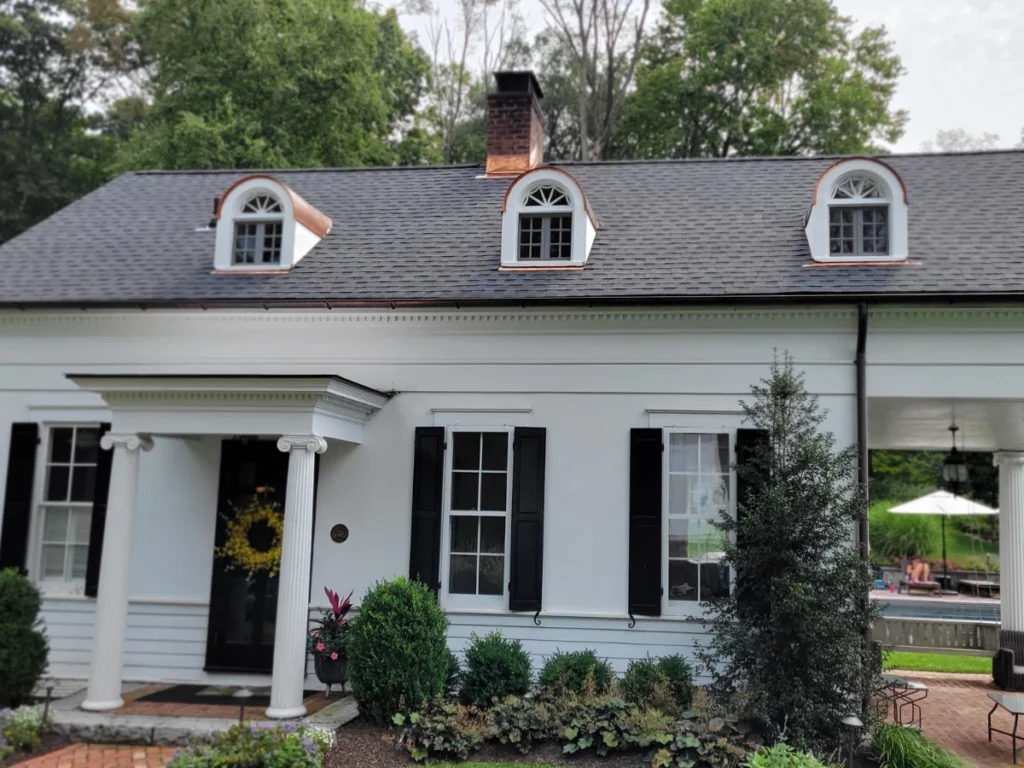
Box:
888;490;998;591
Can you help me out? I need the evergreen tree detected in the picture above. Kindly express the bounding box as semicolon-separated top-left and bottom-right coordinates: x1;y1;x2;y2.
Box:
697;355;876;753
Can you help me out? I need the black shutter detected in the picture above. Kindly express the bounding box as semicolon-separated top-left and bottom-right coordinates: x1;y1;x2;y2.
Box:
409;427;445;594
509;427;546;613
0;423;40;572
628;428;662;617
84;423;113;598
734;428;768;604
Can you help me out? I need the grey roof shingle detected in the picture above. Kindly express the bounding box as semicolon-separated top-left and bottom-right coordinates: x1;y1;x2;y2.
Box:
2;151;1024;307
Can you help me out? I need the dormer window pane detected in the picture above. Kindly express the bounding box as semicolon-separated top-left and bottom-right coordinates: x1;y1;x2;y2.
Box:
829;206;888;256
233;221;282;265
517;214;572;261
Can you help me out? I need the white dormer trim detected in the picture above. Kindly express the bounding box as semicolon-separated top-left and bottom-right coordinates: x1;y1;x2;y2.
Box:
501;167;597;268
805;157;909;263
214;175;330;273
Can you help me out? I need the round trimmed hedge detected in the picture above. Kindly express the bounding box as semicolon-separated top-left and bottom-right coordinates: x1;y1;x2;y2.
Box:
347;578;450;724
461;631;532;706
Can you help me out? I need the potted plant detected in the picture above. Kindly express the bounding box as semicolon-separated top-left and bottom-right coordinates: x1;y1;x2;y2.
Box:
307;587;352;696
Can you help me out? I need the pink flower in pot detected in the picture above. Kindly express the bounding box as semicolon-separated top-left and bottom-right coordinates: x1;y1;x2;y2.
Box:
316;642;325;652
330;652;338;661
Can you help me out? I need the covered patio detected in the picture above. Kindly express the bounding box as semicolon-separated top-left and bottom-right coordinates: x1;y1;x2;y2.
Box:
870;398;1024;686
65;375;390;719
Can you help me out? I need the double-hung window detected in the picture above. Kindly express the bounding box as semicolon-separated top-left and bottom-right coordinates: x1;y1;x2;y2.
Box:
36;425;101;583
232;193;284;265
441;428;513;609
664;431;732;611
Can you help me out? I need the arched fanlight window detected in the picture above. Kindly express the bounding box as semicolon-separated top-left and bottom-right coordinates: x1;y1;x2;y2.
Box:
234;193;284;265
518;184;572;260
828;173;891;257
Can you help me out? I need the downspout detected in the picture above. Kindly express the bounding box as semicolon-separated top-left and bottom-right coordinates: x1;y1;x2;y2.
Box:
856;302;874;714
856;302;870;559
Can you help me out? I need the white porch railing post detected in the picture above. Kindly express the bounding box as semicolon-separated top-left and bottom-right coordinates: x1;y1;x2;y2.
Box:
266;435;327;720
996;451;1024;639
81;433;153;712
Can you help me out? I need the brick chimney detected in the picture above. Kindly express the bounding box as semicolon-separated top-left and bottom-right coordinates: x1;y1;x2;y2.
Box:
486;71;544;177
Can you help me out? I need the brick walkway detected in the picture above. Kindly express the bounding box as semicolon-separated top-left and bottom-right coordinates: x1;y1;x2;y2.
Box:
894;669;1016;768
13;744;177;767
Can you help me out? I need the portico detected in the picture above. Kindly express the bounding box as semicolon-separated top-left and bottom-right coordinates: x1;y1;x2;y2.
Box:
66;375;390;718
870;397;1024;683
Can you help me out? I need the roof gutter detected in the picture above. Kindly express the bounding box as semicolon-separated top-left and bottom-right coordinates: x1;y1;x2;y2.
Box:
8;291;1024;312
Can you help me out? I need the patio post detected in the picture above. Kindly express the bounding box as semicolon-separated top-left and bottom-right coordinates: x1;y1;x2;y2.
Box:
81;433;153;711
996;451;1024;644
266;434;327;720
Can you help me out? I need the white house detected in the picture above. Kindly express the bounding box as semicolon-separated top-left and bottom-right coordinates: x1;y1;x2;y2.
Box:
3;70;1024;719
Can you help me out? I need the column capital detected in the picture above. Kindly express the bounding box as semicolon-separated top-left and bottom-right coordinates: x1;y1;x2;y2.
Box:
277;435;327;454
994;451;1024;467
100;433;154;453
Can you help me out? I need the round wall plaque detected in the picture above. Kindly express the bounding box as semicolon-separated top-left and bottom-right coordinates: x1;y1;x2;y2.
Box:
330;524;350;543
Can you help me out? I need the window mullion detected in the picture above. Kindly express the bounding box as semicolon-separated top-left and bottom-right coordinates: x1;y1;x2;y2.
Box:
541;216;551;260
853;209;864;255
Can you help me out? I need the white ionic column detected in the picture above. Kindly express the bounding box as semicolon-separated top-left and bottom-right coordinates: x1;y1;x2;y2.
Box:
996;452;1024;636
266;435;328;720
81;433;153;711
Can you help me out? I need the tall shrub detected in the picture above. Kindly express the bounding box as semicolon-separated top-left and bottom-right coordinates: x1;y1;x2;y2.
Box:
347;578;449;725
697;356;877;753
868;501;940;562
0;569;48;707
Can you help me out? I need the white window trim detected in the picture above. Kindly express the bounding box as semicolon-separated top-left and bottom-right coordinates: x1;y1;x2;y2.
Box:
805;158;908;263
231;218;284;266
661;426;736;617
438;425;514;611
26;422;102;597
501;168;596;268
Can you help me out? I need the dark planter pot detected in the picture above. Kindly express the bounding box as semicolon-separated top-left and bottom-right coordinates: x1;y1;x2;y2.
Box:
313;653;348;695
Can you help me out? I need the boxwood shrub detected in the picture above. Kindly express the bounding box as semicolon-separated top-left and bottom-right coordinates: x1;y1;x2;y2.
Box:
347;578;450;725
461;631;532;707
537;649;613;696
0;569;48;708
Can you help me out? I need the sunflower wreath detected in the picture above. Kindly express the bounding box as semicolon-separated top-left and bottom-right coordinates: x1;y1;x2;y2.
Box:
215;493;285;579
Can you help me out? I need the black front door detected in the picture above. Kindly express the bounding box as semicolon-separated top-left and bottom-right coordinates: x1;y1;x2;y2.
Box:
205;439;289;672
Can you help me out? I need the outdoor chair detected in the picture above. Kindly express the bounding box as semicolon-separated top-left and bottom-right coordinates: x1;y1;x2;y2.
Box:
995;633;1024;691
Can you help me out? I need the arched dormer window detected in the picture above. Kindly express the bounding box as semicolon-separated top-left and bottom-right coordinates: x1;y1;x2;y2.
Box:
233;193;284;265
501;167;597;268
805;158;908;263
213;175;332;272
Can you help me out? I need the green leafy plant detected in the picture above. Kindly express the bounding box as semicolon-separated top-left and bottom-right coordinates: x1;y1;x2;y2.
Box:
652;714;757;768
0;705;51;751
657;655;695;711
347;578;450;725
0;570;48;708
167;722;334;768
490;695;559;754
306;586;352;659
393;703;489;762
872;723;966;768
538;650;613;697
745;743;833;768
461;631;532;707
445;648;462;698
620;658;680;714
697;356;878;753
560;696;642;756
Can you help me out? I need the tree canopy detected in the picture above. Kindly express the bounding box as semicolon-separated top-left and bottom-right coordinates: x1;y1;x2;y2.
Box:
614;0;907;158
114;0;432;170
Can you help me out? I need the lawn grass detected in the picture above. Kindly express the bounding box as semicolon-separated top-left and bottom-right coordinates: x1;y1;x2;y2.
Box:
870;499;998;566
884;651;992;674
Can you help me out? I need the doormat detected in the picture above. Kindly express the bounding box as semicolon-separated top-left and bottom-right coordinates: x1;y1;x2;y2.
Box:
136;685;319;707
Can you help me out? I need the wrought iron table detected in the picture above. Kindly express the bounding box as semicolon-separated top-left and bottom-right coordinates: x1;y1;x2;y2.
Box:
988;692;1024;764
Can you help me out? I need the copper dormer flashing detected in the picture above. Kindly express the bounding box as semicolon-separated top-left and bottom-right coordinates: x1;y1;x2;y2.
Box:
486;71;545;178
215;174;332;237
811;156;909;205
501;166;599;228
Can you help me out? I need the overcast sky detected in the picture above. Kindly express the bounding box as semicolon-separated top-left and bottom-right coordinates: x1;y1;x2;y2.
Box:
400;0;1024;154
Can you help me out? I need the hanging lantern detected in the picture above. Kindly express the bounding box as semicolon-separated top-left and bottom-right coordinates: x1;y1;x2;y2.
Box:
941;425;969;493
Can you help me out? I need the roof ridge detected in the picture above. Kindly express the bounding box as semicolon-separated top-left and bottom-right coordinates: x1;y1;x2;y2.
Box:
553;147;1024;167
131;163;484;176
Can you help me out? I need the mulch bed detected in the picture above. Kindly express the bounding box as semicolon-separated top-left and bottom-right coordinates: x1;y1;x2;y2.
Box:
328;719;650;768
4;732;70;766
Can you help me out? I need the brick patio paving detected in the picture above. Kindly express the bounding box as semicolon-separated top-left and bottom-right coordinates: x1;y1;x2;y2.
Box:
13;744;177;767
893;669;1017;768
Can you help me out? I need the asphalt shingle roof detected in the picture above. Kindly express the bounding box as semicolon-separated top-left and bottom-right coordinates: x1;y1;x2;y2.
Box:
2;151;1024;307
